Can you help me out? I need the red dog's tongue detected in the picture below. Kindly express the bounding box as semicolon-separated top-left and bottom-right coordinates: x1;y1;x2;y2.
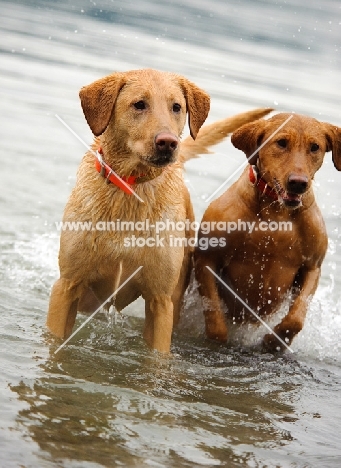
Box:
283;192;301;201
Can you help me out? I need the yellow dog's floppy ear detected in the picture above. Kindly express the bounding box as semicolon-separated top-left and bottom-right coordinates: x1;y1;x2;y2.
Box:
231;118;268;165
322;123;341;171
79;72;127;136
177;77;210;140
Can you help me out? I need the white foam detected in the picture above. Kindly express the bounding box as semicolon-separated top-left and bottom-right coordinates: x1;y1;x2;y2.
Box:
179;275;341;362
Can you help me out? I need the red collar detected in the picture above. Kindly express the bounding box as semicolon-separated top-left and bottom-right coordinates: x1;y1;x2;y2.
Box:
95;147;158;195
248;165;278;200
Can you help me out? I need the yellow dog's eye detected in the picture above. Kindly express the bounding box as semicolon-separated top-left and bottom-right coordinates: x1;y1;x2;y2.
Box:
310;143;319;152
133;100;146;110
277;138;288;148
173;103;181;113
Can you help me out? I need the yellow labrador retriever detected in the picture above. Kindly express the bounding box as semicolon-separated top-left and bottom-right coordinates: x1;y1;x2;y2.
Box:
46;67;271;352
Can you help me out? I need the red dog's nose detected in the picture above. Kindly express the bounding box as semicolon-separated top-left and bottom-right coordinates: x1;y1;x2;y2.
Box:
287;174;308;194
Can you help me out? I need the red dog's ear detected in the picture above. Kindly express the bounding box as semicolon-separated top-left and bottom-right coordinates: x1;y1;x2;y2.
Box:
177;77;210;140
231;118;268;165
79;72;127;136
322;123;341;171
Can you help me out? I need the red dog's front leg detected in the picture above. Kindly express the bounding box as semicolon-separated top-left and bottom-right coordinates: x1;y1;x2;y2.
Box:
263;266;321;351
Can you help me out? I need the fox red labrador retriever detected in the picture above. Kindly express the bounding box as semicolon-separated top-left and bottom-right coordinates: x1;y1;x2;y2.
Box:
46;67;271;353
195;112;341;351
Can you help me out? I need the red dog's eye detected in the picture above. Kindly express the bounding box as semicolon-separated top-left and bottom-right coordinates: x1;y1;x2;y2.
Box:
310;143;319;152
277;138;288;148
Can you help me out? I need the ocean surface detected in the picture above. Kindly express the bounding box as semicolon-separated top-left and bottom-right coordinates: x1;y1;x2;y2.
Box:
1;0;341;466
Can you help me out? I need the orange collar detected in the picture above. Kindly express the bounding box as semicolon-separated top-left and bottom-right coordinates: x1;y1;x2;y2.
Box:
95;147;158;195
249;165;278;201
